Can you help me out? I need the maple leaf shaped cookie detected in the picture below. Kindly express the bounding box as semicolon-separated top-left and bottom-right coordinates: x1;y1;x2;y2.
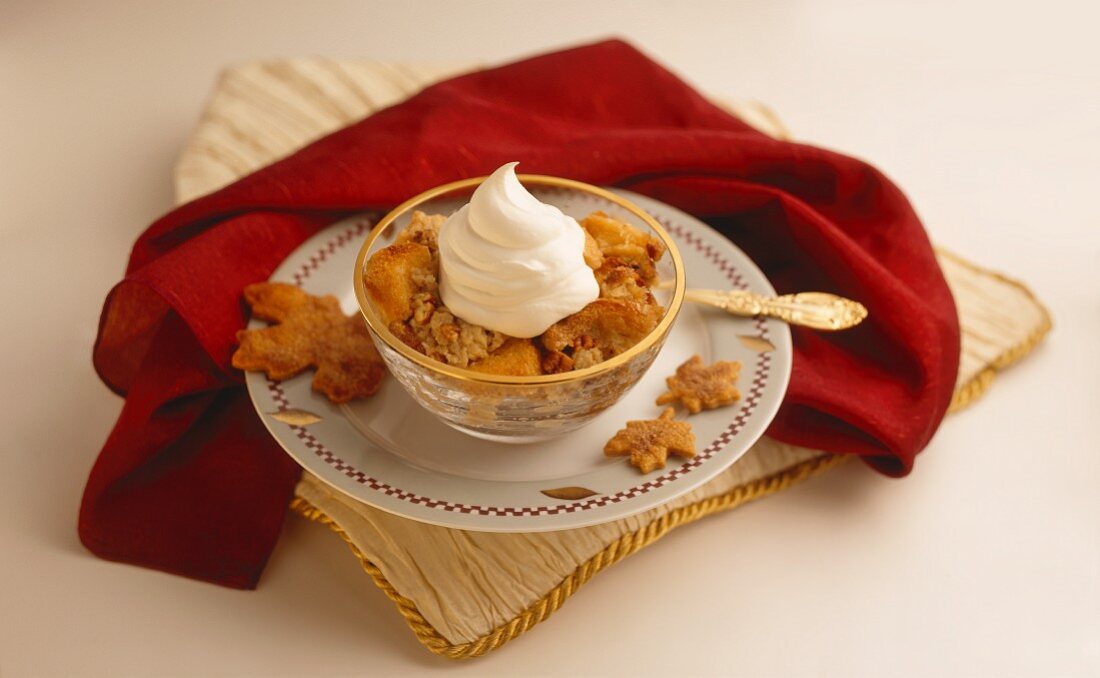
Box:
656;355;741;414
232;282;385;403
604;408;696;473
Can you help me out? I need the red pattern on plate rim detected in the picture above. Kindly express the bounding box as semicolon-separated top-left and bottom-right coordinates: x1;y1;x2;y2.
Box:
265;206;773;517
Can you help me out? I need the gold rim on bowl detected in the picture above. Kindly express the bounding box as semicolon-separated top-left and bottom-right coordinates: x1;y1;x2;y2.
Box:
352;174;686;385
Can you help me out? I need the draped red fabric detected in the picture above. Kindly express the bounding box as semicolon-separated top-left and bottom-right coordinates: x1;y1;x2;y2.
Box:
81;39;959;588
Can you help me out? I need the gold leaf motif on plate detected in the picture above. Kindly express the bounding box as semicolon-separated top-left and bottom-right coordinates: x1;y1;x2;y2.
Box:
269;408;323;426
540;487;600;500
737;335;775;353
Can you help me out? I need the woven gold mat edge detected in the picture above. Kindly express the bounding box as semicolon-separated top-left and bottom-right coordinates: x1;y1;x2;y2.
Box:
937;248;1054;413
289;454;846;659
289;248;1052;660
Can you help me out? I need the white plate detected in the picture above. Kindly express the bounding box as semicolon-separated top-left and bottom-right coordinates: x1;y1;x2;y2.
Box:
244;190;791;532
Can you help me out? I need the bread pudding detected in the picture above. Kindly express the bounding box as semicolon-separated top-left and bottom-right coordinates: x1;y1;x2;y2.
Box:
364;210;666;376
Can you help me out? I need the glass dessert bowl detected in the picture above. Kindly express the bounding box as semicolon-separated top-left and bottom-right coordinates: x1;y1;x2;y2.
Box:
353;170;685;443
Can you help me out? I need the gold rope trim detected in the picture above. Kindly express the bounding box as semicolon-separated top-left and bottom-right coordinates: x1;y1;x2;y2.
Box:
291;453;846;659
289;250;1051;659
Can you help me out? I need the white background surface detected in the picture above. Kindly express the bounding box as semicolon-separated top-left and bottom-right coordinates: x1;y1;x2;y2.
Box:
2;1;1098;676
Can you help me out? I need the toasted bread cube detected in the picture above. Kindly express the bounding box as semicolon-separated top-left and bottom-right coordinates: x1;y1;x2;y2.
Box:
363;242;433;325
541;298;661;357
469;338;544;377
395;211;446;252
580;211;665;281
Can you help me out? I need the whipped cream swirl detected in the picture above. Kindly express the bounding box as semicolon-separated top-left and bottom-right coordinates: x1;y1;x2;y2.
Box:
438;163;599;338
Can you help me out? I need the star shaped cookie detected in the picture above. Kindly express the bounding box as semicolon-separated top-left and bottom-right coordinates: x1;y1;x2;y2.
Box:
656;355;741;414
604;408;696;474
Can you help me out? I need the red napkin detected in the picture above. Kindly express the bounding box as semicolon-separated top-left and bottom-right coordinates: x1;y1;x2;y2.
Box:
82;39;959;588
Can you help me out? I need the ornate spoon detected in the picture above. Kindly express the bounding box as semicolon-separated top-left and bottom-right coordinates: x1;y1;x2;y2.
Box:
684;289;868;331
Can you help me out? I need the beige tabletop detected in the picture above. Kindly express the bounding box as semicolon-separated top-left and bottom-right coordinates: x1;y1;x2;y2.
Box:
2;1;1098;676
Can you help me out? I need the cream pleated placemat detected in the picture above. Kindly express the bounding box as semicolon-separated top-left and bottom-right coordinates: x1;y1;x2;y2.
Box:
175;59;1051;659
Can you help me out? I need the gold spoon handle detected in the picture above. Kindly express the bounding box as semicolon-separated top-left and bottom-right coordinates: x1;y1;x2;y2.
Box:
684;289;869;331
